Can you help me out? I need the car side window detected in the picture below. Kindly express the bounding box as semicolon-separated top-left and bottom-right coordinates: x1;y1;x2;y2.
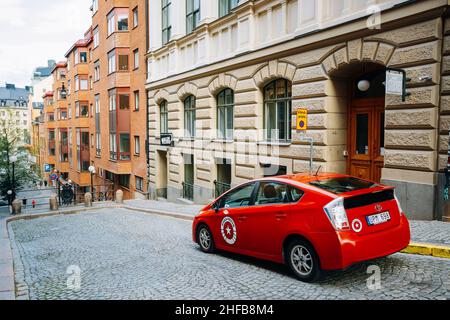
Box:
218;183;256;209
288;185;304;203
255;182;289;205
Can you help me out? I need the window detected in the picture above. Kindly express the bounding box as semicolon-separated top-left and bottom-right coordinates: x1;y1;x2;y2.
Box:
217;183;255;209
162;0;172;45
135;176;144;192
134;91;139;110
133;49;139;69
108;51;116;73
186;0;200;34
107;12;115;36
133;7;139;28
217;88;234;140
94;60;100;81
119;94;130;109
80;78;88;91
93;27;99;48
264;79;292;142
80;52;87;63
109;134;117;160
119;133;130;160
254;182;302;205
160;100;169;134
74;75;79;91
74;49;79;65
309;177;378;195
119;175;130;188
219;0;239;17
184;95;196;138
117;12;128;31
134;136;140;155
118;54;129;71
92;0;98;13
80;103;89;117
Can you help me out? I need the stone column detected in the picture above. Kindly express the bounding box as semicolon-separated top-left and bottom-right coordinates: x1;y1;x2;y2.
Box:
116;190;124;204
49;195;58;211
84;192;93;207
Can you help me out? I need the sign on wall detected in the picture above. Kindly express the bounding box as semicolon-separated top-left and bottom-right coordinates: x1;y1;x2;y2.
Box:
160;133;173;147
44;164;51;173
386;68;407;102
296;109;308;131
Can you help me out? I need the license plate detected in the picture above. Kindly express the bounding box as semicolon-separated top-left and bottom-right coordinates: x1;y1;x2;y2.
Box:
366;211;391;226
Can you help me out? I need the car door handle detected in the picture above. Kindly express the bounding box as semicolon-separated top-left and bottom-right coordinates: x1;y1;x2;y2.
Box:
275;212;287;220
238;215;247;222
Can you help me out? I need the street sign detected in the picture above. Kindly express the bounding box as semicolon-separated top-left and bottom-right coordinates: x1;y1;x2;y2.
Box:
44;164;51;173
386;68;407;102
296;109;308;131
50;174;58;181
160;133;173;146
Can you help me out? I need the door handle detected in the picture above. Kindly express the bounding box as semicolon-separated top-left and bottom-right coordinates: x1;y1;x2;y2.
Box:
238;215;247;222
275;212;287;220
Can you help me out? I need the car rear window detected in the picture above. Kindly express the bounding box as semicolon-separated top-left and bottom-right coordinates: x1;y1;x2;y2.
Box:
309;177;378;194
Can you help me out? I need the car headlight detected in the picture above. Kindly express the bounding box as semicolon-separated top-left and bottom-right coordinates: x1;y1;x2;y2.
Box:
323;197;350;231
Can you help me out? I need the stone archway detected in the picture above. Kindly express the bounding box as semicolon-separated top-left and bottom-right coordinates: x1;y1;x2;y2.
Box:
319;40;397;182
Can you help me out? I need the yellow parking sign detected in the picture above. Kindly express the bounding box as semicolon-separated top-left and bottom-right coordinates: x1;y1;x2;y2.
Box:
296;109;308;131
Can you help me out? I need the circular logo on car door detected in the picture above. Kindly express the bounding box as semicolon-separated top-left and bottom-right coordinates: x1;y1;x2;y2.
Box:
221;217;237;245
352;219;363;233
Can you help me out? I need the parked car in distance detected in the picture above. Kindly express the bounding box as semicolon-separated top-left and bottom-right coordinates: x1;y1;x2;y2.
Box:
192;173;410;282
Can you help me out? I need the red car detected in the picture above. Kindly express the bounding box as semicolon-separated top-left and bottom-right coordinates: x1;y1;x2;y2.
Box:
192;173;410;282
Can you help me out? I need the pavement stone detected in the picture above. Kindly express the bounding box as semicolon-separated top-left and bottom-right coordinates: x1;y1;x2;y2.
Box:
409;220;450;246
6;208;450;300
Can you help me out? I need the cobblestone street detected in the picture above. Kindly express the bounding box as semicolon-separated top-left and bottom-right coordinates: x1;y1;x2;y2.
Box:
8;209;450;300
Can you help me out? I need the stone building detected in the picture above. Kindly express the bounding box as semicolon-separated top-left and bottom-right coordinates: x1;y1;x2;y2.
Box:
145;0;450;221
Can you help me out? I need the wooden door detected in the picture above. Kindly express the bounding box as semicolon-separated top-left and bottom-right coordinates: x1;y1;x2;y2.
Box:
348;98;385;183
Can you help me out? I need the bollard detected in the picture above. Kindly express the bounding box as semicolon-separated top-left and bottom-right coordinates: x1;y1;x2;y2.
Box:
84;192;93;207
12;199;22;215
49;195;59;211
116;190;124;204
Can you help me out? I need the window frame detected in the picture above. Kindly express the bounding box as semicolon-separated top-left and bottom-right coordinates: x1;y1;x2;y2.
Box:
162;0;172;45
263;79;292;142
184;95;196;138
217;88;234;140
186;0;201;34
160;100;169;134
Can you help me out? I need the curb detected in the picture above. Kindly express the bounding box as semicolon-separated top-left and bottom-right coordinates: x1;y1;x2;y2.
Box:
401;242;450;259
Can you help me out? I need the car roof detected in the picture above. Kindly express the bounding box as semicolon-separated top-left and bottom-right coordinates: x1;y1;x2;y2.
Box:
257;172;353;184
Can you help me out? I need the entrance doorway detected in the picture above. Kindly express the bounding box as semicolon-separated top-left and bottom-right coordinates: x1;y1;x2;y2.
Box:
157;151;168;199
347;67;386;183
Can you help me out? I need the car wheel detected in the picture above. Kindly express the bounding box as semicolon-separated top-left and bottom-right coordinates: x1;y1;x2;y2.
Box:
286;239;321;282
197;225;215;253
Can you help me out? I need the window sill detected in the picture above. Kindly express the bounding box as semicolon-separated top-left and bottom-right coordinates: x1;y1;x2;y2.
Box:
212;139;234;144
257;141;292;147
179;137;195;142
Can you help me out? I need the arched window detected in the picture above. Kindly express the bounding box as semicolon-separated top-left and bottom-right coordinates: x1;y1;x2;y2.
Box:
160;100;169;134
217;88;234;140
264;79;292;141
184;95;196;138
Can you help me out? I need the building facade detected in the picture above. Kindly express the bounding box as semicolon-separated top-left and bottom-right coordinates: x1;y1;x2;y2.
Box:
146;0;450;221
38;0;149;198
0;84;31;145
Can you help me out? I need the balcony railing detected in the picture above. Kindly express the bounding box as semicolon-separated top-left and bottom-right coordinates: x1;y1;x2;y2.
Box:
182;182;194;201
214;181;231;198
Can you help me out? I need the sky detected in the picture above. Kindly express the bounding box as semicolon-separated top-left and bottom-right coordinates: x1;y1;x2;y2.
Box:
0;0;92;88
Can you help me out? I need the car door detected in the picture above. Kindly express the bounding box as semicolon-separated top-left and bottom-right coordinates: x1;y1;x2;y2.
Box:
211;183;257;253
246;182;305;258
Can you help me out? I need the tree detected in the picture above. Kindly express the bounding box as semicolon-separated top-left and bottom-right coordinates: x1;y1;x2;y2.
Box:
0;110;40;199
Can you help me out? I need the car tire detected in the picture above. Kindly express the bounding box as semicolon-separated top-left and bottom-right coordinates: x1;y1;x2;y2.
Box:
197;224;215;253
286;239;321;283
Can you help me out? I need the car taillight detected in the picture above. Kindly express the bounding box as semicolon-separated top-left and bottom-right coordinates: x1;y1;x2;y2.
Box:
394;191;403;216
323;197;350;231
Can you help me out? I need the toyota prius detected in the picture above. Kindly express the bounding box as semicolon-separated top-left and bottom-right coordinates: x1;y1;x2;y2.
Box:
192;173;410;282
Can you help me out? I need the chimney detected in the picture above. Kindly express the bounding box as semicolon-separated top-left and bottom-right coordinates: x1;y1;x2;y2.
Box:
5;83;15;90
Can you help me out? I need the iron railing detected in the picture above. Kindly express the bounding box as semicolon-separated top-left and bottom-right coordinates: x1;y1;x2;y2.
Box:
214;181;231;198
182;182;194;201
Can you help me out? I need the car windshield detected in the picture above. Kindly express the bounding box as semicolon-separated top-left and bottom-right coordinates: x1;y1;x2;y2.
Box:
309;177;378;194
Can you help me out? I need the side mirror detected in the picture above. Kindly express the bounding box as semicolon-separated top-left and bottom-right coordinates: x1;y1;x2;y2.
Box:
212;202;220;213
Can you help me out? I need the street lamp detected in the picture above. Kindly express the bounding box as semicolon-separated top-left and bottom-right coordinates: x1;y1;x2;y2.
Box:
10;155;18;201
7;190;13;212
88;166;96;201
